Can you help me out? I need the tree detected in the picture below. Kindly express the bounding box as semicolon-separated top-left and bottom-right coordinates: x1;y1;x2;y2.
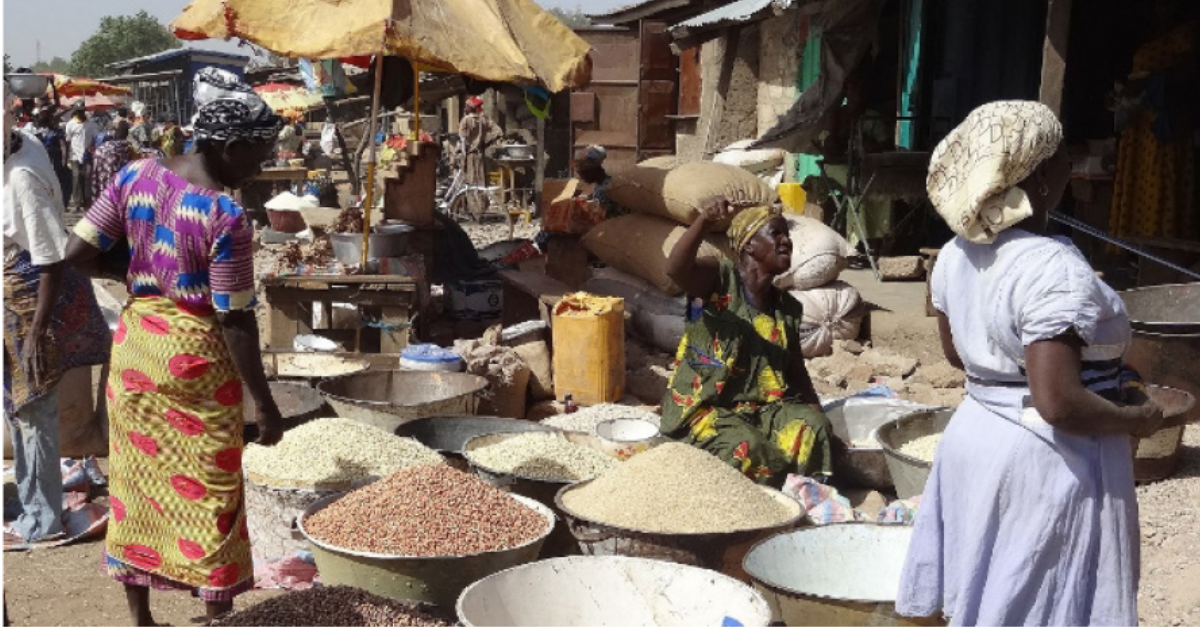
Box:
3;54;12;75
548;6;591;29
69;11;181;78
31;57;71;74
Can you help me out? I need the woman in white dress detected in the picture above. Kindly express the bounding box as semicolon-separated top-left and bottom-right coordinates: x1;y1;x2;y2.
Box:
896;100;1165;626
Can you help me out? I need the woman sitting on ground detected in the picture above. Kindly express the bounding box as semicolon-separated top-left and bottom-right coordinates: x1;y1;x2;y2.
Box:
660;201;833;485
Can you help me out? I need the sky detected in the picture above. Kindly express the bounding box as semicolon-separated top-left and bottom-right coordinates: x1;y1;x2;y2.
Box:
3;0;629;68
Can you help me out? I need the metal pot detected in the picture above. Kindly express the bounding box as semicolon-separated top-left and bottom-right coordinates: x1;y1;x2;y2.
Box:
457;556;773;627
1120;283;1200;482
555;481;804;582
298;491;554;608
317;371;488;433
743;524;944;626
500;144;534;160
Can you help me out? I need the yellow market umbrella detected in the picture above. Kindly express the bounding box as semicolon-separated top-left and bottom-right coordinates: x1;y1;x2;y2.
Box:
172;0;592;93
172;0;592;271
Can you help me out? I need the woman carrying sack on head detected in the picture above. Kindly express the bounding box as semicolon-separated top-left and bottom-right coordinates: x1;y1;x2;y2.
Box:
659;202;834;485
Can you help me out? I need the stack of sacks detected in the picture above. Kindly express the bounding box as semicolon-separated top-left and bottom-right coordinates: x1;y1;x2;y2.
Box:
713;139;788;189
583;161;770;295
775;215;865;358
584;160;862;358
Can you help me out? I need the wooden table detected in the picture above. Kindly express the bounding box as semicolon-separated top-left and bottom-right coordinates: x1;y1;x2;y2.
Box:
240;167;312;225
263;274;419;354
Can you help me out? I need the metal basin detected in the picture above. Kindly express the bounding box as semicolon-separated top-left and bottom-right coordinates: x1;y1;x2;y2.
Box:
297;491;554;609
394;415;555;453
744;524;943;626
457;555;772;627
824;398;940;491
1121;284;1200;482
875;409;955;500
244;381;331;441
317;371;488;432
464;431;613;559
262;351;370;380
555;481;804;582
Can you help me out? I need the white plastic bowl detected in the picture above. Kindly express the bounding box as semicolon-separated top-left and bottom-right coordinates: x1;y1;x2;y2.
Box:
293;334;339;353
594;418;659;460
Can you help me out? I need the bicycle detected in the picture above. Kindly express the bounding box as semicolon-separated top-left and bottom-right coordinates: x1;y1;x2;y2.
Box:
436;148;501;222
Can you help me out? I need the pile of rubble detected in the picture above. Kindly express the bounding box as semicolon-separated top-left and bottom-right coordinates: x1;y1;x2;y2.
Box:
808;340;966;407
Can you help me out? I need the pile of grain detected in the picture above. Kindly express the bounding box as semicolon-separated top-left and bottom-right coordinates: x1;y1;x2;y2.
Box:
244;418;442;489
541;404;662;434
561;442;795;534
211;586;450;627
897;433;941;462
303;465;548;556
466;433;616;482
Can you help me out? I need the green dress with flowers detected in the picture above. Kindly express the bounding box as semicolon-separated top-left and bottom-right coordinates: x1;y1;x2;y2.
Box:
661;260;833;484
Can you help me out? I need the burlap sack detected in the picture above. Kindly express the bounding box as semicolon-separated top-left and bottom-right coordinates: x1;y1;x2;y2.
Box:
792;281;866;358
582;214;732;296
773;215;857;291
512;341;554;401
605;162;778;230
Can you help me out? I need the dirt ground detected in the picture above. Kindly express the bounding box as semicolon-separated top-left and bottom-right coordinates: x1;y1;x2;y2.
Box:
4;539;283;627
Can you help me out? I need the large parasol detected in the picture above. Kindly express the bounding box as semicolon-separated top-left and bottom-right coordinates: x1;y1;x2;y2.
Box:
171;0;592;266
254;81;358;115
42;74;133;98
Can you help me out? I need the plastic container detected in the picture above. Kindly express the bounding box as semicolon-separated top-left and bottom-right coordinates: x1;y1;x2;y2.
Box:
457;556;773;627
294;334;338;353
399;344;464;372
744;524;942;626
778;182;808;215
552;294;625;405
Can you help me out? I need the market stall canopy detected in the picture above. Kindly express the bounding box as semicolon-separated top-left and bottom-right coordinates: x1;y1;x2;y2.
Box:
60;93;126;111
254;81;358;114
171;0;593;92
42;73;134;98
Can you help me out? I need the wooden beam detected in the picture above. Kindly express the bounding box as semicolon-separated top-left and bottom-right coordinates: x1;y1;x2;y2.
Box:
1038;0;1073;116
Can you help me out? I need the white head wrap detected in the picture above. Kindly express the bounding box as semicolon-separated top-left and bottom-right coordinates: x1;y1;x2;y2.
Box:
926;100;1063;243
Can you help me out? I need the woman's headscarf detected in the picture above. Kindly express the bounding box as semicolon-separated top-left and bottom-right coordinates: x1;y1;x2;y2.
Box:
575;144;607;166
191;67;281;143
727;205;782;253
926;100;1063;244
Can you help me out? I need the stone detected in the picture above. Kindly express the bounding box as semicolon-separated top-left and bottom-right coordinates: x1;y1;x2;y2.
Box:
879;256;925;281
860;349;919;378
911;361;966;388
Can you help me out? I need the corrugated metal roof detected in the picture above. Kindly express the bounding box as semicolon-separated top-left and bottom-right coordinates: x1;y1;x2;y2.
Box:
672;0;796;30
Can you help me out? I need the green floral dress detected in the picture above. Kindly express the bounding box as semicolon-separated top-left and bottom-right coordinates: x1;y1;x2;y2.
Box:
661;260;833;484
